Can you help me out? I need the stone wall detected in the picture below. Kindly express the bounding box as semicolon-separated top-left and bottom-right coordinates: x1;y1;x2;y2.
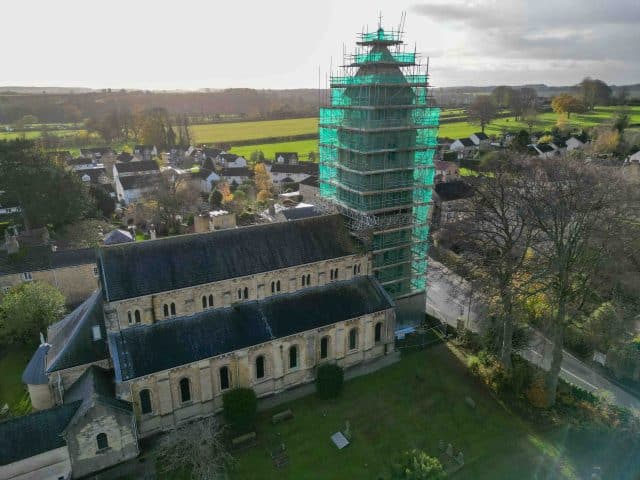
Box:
104;253;370;332
65;404;138;479
0;263;98;306
117;308;394;438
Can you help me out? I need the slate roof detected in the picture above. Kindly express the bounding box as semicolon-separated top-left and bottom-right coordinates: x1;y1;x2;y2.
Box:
45;290;109;373
434;180;474;202
275;152;299;164
115;160;159;174
0;402;81;465
192;168;217;180
472;132;489;140
118;173;162;190
455;138;475;147
0;246;95;276
281;206;322;221
63;365;132;413
76;168;107;184
109;276;393;381
220;167;252;177
537;143;555;153
98;214;358;302
22;344;50;385
298;175;319;188
103;229;134;245
117;152;134;162
270;163;319;175
203;148;222;158
219;153;239;161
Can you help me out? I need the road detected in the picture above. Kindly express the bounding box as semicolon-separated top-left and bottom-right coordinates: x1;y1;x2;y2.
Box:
426;259;640;412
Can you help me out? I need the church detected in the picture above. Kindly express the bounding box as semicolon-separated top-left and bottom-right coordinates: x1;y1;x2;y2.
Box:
1;214;397;479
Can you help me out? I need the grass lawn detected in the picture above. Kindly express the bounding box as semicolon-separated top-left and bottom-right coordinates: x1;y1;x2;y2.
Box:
230;139;319;161
190;118;318;144
230;345;639;480
0;344;33;408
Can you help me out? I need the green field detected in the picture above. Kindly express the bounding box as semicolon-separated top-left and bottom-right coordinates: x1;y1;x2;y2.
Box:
230;139;319;161
0;344;33;409
190;118;318;144
231;344;638;480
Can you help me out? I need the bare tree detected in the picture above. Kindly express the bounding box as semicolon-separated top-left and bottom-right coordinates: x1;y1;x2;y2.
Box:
155;416;234;480
518;156;624;406
441;155;535;369
467;95;497;133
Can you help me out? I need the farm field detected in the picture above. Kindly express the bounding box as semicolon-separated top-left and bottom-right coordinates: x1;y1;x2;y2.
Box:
0;128;86;141
230;139;319;161
190;117;318;144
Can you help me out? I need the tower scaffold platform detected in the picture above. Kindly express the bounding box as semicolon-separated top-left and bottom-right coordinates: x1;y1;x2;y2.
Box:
319;23;440;304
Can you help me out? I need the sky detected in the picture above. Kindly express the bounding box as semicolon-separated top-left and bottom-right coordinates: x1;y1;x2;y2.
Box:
2;0;639;90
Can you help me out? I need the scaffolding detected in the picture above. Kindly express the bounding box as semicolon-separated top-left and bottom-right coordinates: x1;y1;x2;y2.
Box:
319;25;440;300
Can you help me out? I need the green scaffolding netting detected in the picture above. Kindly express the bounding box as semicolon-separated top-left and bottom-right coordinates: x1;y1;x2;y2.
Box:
352;51;416;65
358;29;402;43
331;74;428;86
329;87;429;107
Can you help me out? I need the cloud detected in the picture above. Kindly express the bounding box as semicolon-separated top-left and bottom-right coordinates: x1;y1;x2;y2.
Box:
411;0;640;71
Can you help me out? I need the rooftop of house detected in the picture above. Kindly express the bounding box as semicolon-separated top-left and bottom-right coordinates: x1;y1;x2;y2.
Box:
270;162;319;175
456;138;475;147
98;214;359;302
298;175;319;188
280;205;322;221
114;160;159;174
0;401;81;465
22;343;50;385
0;245;96;276
109;276;393;381
45;290;108;374
434;180;474;202
103;229;134;245
275;152;299;164
219;167;252;177
192;168;217;180
472;132;489;140
117;152;133;162
118;173;162;190
218;153;240;161
63;365;132;414
76;168;107;184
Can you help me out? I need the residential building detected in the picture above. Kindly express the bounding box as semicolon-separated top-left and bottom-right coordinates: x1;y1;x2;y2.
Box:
269;162;319;184
298;175;320;202
133;145;157;161
469;132;490;147
193;210;237;233
191;168;221;193
217;153;248;168
219;167;252;185
434;161;459;183
450;138;476;159
275;152;299;165
115;173;161;204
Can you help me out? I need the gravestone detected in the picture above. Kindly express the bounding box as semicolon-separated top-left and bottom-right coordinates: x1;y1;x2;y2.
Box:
446;444;454;457
331;432;350;450
456;451;464;466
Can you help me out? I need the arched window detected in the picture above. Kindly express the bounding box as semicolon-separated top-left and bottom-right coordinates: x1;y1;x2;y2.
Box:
237;288;242;300
243;287;249;299
289;345;298;369
276;280;281;292
271;281;275;293
353;265;357;276
139;389;152;414
330;269;334;280
306;274;311;285
134;310;141;323
170;302;176;316
202;296;207;309
96;432;109;450
357;264;361;274
179;378;191;403
301;275;306;286
163;304;169;318
208;294;214;307
334;268;339;280
320;336;329;359
256;355;265;379
349;328;358;350
219;366;230;390
375;322;383;343
127;311;133;324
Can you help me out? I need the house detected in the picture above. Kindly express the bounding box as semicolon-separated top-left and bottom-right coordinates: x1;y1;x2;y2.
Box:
115;173;161;204
116;152;134;163
193;210;237;233
113;160;160;179
80;147;114;162
469;132;490;147
162;147;188;165
219;167;253;186
434;161;459;183
275;152;299;165
66;157;102;171
217;153;248;168
103;229;135;245
269;162;319;184
76;167;110;185
133;145;157;161
566;136;586;151
431;180;474;229
449;138;476;159
529;143;558;158
298;175;320;202
191;168;221;193
0;237;98;306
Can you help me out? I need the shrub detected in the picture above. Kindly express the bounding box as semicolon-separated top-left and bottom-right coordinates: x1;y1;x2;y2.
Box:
316;363;344;399
222;388;257;434
526;374;549;408
391;449;446;480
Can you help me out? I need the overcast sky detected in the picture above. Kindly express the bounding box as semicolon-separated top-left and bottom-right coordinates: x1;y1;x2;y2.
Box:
2;0;638;90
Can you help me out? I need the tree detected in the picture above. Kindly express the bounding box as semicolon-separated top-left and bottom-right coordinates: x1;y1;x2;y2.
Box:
467;96;497;133
592;127;620;154
510;129;530;152
155;416;233;480
391;450;446;480
0;282;66;345
613;112;631;134
256;189;271;203
579;78;612;111
441;155;535;369
209;190;223;209
308;151;317;162
249;150;265;164
551;94;585;118
155;174;201;234
518;156;624;406
254;163;272;192
0;140;93;229
222;388;257;434
491;86;514;110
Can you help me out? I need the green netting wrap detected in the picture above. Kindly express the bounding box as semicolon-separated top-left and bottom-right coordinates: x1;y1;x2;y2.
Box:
320;27;440;298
